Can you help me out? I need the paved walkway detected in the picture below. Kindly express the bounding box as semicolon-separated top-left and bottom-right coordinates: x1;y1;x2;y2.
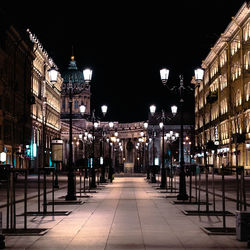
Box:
3;177;248;249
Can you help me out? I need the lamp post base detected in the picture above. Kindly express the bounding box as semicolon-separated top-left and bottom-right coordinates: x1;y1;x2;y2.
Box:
66;171;76;201
151;176;156;183
65;194;77;201
177;193;189;201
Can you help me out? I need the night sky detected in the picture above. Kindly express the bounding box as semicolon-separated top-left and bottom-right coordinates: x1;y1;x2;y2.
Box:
1;1;247;123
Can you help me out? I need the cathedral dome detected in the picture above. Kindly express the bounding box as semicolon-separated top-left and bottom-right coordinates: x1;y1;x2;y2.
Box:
62;56;85;84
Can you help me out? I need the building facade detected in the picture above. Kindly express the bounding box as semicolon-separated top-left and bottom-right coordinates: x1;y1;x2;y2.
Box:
194;2;250;170
0;20;34;168
27;30;63;170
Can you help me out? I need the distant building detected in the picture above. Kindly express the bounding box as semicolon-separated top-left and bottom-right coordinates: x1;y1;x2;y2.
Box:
193;2;250;169
60;56;91;169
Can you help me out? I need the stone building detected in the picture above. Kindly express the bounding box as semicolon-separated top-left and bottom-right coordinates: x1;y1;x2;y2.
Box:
0;16;34;168
193;2;250;170
27;30;63;171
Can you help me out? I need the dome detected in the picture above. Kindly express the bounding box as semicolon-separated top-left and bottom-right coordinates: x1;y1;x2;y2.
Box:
62;56;85;84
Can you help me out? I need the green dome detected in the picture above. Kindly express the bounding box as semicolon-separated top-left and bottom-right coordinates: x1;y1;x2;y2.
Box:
62;57;85;84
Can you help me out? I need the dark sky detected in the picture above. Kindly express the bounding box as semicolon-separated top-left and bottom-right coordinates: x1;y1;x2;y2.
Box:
1;1;247;123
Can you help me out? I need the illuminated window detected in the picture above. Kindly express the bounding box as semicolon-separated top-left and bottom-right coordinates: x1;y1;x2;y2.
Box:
220;99;228;115
231;34;241;56
236;89;242;107
246;112;250;133
210;61;218;79
243;21;250;41
245;82;250;101
220;74;227;90
244;51;250;70
231;62;241;81
210;78;219;92
211;105;219;121
220;50;227;67
199;116;203;128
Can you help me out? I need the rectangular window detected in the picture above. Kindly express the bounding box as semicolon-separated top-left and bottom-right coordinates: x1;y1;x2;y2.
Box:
74;100;78;109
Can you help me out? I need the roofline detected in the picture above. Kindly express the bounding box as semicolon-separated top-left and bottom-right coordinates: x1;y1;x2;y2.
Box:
201;1;250;69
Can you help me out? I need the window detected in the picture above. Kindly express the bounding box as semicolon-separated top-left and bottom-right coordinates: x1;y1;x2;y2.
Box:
199;116;203;128
246;112;250;133
220;50;227;67
210;61;218;79
220;122;229;140
220;74;227;90
243;21;250;41
235;89;242;107
231;62;241;81
231;34;241;56
244;51;250;70
220;99;228;115
74;100;78;109
210;78;219;92
245;82;250;101
211;105;219;121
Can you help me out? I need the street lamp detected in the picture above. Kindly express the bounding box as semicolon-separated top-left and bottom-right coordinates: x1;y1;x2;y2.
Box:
108;122;114;182
194;68;204;82
149;105;157;183
65;67;92;200
159;110;166;188
150;104;156;116
143;122;150;179
83;68;92;84
165;130;179;192
99;105;108;183
160;68;188;200
40;65;59;211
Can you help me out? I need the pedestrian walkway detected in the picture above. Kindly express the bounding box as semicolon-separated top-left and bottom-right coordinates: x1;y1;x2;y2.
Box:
3;177;247;249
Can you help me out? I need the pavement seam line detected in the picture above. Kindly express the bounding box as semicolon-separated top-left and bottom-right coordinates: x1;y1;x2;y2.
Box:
104;185;121;250
134;183;146;250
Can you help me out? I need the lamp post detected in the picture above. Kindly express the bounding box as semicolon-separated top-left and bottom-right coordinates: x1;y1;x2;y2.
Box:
165;131;179;192
39;65;58;211
149;105;156;183
108;122;114;182
159;110;166;188
193;68;206;167
160;68;188;200
65;68;92;200
143;122;150;179
100;105;108;183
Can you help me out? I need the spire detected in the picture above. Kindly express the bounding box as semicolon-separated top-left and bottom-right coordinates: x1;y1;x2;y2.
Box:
68;46;77;70
71;45;74;61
